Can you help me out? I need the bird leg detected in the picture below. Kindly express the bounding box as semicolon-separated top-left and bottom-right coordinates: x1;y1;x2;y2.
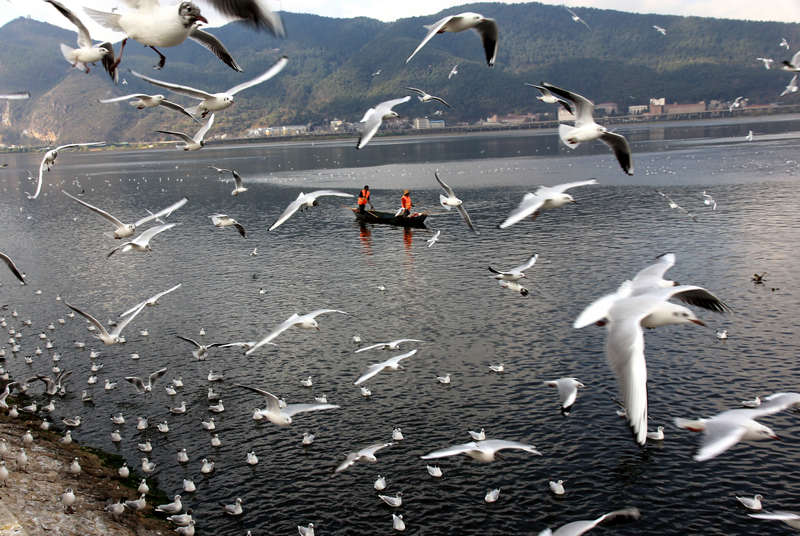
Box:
110;38;127;73
149;46;167;70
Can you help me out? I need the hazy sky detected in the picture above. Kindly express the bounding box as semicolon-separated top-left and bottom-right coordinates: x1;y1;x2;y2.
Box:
4;0;798;37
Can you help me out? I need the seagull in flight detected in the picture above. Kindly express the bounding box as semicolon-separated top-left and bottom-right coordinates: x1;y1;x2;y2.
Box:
45;0;116;81
106;223;176;257
63;190;186;239
268;190;354;231
157;113;214;151
526;83;573;113
448;64;459;79
488;253;537;281
781;74;799;96
420;439;541;462
0;252;25;285
702;190;717;210
131;56;287;117
177;335;224;360
543;82;633;175
28;142;105;200
99;93;197;121
406;87;452;108
656;190;697;222
334;442;393;473
756;57;774;69
434;170;478;234
354;349;418;385
564;6;590;30
729;96;746;112
652;25;667;35
246;309;349;355
544;377;585;413
234;385;339;426
498;179;597;229
209;166;247;195
0;92;29;100
780;38;790;50
211;214;246;238
538;508;641;536
86;0;284;72
356;96;411;149
125;368;168;394
65;302;147;345
354;339;422;353
120;283;182;317
675;393;800;461
406;12;498;66
782;50;800;72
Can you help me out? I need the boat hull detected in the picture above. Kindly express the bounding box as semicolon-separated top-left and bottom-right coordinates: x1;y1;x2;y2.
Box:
352;208;428;228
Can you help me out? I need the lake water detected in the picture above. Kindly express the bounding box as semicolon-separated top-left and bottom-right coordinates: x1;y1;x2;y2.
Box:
1;116;800;535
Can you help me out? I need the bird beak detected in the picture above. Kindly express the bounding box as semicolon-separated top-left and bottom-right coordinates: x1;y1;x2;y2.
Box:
772;434;780;440
196;15;208;24
690;319;706;327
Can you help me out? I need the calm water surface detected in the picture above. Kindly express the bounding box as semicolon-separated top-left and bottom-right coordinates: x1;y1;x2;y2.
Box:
1;117;800;535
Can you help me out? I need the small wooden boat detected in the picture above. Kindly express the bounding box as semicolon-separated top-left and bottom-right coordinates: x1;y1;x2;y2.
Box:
352;208;428;228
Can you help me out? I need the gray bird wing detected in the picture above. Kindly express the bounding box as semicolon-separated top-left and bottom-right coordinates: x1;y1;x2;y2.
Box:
45;0;93;48
204;0;285;36
599;131;634;175
62;190;127;228
188;29;242;72
0;252;25;284
159;100;201;122
498;193;545;229
130;71;213;100
474;18;499;66
406;15;457;63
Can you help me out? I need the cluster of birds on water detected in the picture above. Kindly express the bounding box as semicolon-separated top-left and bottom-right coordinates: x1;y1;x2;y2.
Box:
1;1;800;535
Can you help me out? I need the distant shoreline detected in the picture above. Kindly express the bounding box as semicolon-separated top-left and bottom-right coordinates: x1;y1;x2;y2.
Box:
3;105;799;154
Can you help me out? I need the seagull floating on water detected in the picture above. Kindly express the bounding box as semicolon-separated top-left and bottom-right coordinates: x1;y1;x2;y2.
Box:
736;494;763;511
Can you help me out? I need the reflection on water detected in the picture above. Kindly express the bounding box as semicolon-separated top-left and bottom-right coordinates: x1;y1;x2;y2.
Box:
0;117;799;535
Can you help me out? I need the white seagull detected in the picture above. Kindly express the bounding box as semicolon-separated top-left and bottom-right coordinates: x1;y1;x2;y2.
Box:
45;0;115;80
421;439;541;462
426;230;441;248
120;283;183;317
780;38;790;50
756;57;774;69
406;12;498;66
131;56;287;117
177;336;224;360
488;253;537;281
211;214;247;238
498;179;597;229
356;97;411;149
246;309;348;355
702;190;717;210
526;83;573;113
236;385;339;426
674;392;800;461
544;377;585;413
564;6;590;30
209;166;247;195
434;170;479;234
656;190;697;222
63;190;186;239
736;494;763;511
157;113;214;151
784;50;800;71
538;508;641;536
448;64;459;79
269;190;354;231
543;82;633;175
406;87;452;108
29;142;105;200
125;368;168;394
354;339;422;353
98;93;197;121
354;349;418;385
652;25;667;35
0;252;25;285
334;442;393;473
65;302;146;345
781;74;799;96
106;222;176;257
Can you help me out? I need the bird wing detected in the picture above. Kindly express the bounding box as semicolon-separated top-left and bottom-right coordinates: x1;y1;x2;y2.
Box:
119;299;147;318
234;384;282;413
354;363;387;385
135;222;176;245
694;420;747;461
599;131;634;175
148;368;168;386
245;313;301;354
151;283;182;303
672;287;730;313
0;92;30;100
405;87;426;96
124;376;146;393
334;452;359;473
747;392;800;418
430;95;452;108
134;197;188;227
64;302;108;336
498;193;545;229
361;442;392;456
226;56;288;95
203;0;285;36
573;281;634;329
512;253;538;273
750;511;800;521
488;266;511;276
283;403;340;417
0;252;25;284
558;381;578;408
62;190;127;228
542;83;595;126
188;29;242;71
193;113;215;143
406;15;456;63
232;170;244;188
631;253;675;289
474;18;499;66
110;303;146;337
158;100;201;122
176;335;202;349
433;170;455;197
233;223;247;238
606;310;649;445
354;342;386;353
306;309;348;319
356;113;383;150
456;204;479;234
386;349;418;367
83;7;123;32
98;94;149;103
307;190;355;201
45;0;93;48
420;442;478;459
479;439;541;455
30;154;49;200
552;179;598;194
376;96;412;116
268;193;305;231
157;130;194;144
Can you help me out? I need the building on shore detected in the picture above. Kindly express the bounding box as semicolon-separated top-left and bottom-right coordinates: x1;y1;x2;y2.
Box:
413;117;431;129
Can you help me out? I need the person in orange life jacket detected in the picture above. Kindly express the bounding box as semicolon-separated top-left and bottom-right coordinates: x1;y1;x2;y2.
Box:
357;185;373;214
400;189;413;217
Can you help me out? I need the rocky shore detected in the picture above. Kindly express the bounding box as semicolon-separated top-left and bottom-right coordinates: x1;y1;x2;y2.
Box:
0;410;170;536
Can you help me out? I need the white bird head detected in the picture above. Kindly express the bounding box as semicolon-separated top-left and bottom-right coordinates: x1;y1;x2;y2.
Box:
114;224;136;238
178;2;207;25
666;303;706;326
752;423;779;440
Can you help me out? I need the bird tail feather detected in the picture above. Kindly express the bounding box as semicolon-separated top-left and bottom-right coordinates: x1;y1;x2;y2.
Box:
558;124;580;148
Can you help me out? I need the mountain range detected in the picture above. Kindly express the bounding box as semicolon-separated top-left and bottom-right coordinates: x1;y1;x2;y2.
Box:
0;2;798;145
